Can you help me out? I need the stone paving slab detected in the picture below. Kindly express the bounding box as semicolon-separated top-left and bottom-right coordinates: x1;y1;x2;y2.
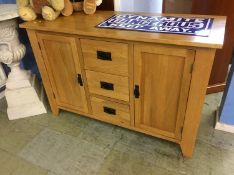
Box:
19;128;111;175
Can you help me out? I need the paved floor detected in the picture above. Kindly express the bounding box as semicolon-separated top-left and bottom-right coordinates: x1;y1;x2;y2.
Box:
0;93;234;175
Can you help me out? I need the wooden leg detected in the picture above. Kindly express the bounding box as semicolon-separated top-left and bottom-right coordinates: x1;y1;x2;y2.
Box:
181;48;216;157
180;141;195;158
51;105;59;116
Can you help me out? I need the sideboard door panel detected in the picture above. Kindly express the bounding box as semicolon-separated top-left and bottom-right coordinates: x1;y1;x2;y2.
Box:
134;44;195;139
37;33;88;113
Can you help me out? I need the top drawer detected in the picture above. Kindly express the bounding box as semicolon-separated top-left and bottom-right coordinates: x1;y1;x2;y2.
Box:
80;39;129;76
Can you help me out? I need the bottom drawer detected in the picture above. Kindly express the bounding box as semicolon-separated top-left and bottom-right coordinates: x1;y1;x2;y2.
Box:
91;97;130;125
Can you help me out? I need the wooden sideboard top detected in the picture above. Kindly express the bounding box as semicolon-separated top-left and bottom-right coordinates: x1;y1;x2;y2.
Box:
20;11;226;49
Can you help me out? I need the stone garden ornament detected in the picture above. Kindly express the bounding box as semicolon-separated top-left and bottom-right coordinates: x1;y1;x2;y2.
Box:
0;4;46;120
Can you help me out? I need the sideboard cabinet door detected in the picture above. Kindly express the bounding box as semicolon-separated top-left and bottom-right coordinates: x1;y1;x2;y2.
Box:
134;44;195;139
37;33;88;113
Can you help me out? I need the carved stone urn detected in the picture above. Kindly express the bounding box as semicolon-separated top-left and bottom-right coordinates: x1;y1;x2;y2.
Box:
0;4;46;120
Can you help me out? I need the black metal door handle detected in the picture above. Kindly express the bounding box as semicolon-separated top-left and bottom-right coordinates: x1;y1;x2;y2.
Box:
134;85;140;98
103;106;116;115
97;51;112;61
77;74;83;86
100;81;114;90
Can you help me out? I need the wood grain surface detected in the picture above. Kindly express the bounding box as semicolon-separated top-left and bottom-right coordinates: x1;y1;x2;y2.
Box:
85;70;129;102
134;44;195;139
20;11;226;49
81;39;129;76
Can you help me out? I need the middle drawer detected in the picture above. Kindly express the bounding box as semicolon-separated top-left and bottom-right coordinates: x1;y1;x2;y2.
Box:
86;70;129;102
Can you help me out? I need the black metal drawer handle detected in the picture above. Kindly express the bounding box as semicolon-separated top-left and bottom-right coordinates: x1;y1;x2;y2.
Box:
97;50;112;61
100;81;114;90
103;106;116;115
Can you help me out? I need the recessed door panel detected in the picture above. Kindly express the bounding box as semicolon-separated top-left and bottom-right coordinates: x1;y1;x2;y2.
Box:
38;33;88;112
134;44;195;139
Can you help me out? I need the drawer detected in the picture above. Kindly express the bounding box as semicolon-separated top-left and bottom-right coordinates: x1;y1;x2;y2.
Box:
91;97;130;125
80;39;129;76
86;70;129;102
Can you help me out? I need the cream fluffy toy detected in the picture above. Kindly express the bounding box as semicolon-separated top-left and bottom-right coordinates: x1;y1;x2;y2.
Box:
71;0;102;14
83;0;102;14
17;0;72;21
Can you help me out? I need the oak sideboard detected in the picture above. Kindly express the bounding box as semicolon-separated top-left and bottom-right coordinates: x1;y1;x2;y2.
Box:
20;11;226;157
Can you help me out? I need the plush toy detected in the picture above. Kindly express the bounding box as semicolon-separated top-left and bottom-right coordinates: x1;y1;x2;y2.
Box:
62;0;73;16
83;0;102;14
17;0;102;21
71;0;102;14
71;0;84;12
17;0;73;21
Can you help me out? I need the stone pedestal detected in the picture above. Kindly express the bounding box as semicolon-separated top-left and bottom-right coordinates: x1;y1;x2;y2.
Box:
0;4;46;120
0;64;6;99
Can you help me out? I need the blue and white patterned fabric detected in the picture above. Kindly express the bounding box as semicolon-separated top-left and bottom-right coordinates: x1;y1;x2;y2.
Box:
97;14;214;37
